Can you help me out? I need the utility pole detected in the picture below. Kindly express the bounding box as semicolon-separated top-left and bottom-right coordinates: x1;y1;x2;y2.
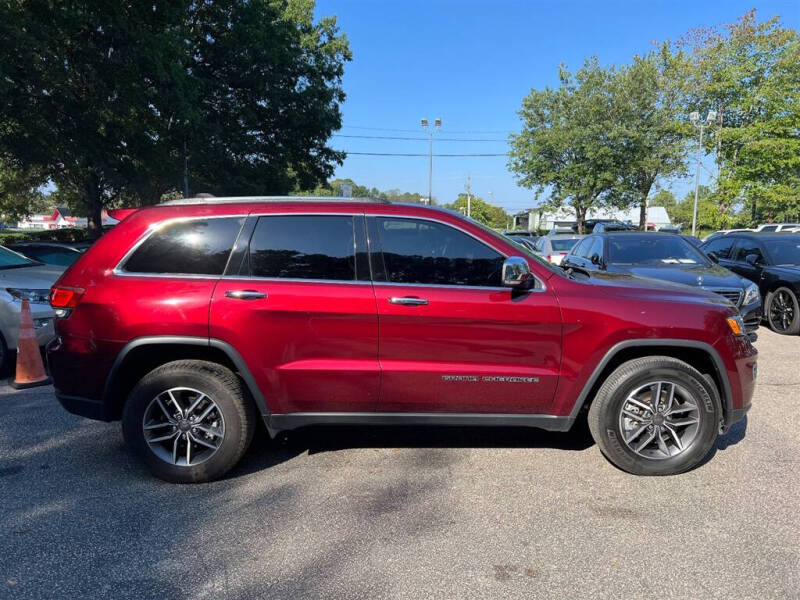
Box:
466;172;472;218
421;118;441;205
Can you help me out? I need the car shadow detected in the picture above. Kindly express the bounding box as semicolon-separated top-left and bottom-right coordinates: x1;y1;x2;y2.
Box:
691;415;749;471
226;417;596;479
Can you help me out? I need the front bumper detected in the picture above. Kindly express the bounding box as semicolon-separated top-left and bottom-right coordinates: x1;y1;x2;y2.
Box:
740;299;762;334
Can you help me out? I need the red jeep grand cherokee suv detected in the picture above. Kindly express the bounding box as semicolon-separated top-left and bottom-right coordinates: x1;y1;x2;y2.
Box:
47;197;756;482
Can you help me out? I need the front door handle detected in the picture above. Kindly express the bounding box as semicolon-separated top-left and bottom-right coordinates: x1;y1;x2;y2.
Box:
225;290;267;300
389;296;428;306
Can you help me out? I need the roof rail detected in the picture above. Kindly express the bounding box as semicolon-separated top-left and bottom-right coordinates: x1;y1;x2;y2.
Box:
159;195;391;206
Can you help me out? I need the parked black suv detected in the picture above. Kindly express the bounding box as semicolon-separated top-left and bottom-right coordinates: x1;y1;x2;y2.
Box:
702;232;800;334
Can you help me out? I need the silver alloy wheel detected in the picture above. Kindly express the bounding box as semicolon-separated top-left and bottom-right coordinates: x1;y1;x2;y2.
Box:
142;387;225;467
618;381;700;460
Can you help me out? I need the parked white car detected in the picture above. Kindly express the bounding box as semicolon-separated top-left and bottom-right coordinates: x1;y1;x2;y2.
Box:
531;234;585;265
756;223;800;232
0;247;64;371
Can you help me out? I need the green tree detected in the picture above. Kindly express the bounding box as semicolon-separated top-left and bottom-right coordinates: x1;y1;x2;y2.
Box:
0;1;350;235
651;189;677;211
445;194;509;228
509;58;622;233
0;160;49;222
681;10;800;225
614;45;691;229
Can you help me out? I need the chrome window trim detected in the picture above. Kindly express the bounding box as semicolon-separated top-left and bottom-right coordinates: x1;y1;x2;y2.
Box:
112;210;546;292
220;275;373;286
113;214;248;277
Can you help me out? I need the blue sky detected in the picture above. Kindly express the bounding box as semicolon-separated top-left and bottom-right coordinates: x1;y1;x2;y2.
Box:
314;0;799;214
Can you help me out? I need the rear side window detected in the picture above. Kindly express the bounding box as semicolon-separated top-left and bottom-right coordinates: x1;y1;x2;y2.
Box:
704;236;736;259
122;217;244;275
375;217;504;287
248;215;358;281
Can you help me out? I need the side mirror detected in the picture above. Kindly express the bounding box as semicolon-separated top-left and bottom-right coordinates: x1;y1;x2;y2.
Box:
502;256;533;289
590;253;602;267
707;251;719;263
745;253;762;266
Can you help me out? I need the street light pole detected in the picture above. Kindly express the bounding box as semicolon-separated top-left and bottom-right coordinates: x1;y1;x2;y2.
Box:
690;110;717;237
421;118;441;204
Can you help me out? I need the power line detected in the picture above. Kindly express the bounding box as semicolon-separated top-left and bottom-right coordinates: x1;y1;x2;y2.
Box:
341;152;508;157
341;125;516;135
334;134;507;142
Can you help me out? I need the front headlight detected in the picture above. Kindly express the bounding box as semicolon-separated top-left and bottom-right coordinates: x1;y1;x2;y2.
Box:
743;283;760;305
6;288;51;304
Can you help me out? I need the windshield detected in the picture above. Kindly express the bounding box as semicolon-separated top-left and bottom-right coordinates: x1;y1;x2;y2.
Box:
607;236;710;266
767;237;800;265
0;246;38;269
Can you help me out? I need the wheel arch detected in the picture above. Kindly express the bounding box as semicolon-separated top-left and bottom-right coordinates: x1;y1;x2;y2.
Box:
570;339;732;428
103;336;269;421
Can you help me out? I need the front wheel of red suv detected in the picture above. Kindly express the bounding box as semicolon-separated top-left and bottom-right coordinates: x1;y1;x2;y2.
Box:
588;356;720;476
122;360;256;483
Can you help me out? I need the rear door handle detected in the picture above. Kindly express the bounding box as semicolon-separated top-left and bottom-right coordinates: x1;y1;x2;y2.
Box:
389;296;428;306
225;290;267;300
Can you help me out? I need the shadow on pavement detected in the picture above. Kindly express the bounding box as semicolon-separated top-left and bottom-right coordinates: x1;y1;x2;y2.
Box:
228;417;596;479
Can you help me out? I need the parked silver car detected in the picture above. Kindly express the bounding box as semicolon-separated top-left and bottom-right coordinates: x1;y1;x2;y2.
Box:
531;234;585;265
0;247;63;370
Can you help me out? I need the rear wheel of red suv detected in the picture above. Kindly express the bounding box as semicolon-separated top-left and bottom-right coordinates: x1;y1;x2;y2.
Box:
588;356;720;476
122;360;256;483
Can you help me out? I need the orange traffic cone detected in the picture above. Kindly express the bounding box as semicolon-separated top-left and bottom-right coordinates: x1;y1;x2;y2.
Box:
10;299;51;389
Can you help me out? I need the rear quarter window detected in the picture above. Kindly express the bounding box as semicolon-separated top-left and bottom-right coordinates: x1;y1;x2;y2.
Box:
121;217;244;275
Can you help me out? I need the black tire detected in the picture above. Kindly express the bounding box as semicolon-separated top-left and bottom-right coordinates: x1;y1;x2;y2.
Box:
588;356;720;476
122;360;256;483
765;287;800;335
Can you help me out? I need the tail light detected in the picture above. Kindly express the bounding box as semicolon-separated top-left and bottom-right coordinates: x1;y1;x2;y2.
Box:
50;286;85;318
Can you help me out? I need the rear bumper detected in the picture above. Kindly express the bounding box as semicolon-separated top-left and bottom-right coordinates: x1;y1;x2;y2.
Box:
54;391;112;421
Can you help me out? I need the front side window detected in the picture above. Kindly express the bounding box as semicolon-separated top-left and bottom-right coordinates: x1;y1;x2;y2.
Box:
249;215;358;281
732;240;765;263
122;217;244;275
570;237;592;257
703;236;736;259
376;217;504;287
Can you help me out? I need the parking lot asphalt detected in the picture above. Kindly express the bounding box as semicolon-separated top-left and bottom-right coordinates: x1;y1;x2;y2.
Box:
1;330;798;600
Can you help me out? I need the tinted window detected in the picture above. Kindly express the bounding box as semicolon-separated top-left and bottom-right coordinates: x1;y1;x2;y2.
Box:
704;236;736;259
587;238;603;259
760;225;777;232
765;237;800;265
249;215;357;281
551;238;581;252
607;236;708;265
123;218;243;275
571;238;591;257
376;217;504;287
732;239;765;263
